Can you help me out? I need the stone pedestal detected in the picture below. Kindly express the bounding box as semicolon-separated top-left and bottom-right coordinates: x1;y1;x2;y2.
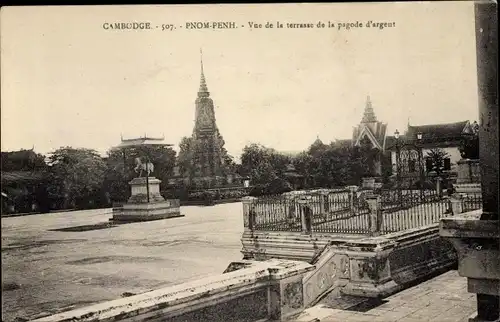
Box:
457;159;481;184
127;177;164;203
111;177;183;223
267;260;314;321
340;238;399;298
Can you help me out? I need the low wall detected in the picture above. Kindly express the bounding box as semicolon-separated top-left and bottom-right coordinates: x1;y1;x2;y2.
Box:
32;259;314;322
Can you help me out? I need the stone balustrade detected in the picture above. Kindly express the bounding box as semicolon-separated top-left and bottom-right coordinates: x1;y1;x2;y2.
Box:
32;259;314;322
242;220;458;302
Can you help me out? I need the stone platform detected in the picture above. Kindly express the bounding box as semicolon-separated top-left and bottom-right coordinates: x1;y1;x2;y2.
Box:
111;176;184;223
111;200;184;223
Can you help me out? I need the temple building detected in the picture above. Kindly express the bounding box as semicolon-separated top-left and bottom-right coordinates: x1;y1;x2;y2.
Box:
351;96;389;176
385;120;478;186
302;95;478;188
175;52;238;189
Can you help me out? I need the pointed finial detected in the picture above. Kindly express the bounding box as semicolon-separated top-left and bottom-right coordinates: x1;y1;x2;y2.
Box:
200;48;204;74
198;48;209;96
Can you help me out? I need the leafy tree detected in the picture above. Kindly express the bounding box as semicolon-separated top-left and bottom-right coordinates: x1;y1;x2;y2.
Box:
459;135;479;159
290;141;373;188
177;136;195;180
240;144;291;185
1;149;47;172
425;148;451;176
47;147;107;209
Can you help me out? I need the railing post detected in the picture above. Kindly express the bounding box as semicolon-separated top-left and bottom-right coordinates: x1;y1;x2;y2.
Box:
318;189;329;220
346;185;359;214
297;196;312;235
242;196;257;231
285;194;296;225
450;193;464;216
436;177;443;198
365;194;382;236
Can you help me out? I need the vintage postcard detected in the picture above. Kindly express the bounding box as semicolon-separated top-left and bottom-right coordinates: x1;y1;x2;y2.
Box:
1;2;498;322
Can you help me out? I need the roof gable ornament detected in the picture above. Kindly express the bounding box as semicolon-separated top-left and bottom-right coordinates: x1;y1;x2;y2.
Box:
354;124;383;150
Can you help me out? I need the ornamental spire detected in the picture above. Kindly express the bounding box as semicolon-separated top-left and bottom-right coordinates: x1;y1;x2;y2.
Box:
361;95;377;123
198;48;209;97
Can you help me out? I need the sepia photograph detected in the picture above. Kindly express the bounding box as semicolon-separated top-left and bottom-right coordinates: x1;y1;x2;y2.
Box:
1;2;498;322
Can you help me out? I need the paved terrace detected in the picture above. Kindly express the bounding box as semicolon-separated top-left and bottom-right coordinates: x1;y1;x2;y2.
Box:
1;203;244;321
294;270;476;322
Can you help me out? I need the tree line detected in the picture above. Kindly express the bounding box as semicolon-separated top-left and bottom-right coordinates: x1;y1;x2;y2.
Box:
3;130;471;213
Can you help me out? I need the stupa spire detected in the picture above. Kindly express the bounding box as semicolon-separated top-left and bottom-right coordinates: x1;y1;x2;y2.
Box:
198;48;209;97
361;95;377;123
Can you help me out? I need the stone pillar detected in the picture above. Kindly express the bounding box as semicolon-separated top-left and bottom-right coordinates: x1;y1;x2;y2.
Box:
242;196;257;231
365;195;383;236
474;2;499;320
440;3;499;321
476;2;498;222
267;260;315;321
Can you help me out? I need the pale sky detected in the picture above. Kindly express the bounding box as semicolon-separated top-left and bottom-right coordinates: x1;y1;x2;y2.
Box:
1;3;479;161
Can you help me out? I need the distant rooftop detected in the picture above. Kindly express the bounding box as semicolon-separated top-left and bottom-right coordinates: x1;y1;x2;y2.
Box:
1;171;48;183
406;120;470;140
115;136;174;149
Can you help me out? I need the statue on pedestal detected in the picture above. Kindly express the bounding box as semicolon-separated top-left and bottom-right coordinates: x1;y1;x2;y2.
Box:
109;135;183;222
134;157;154;177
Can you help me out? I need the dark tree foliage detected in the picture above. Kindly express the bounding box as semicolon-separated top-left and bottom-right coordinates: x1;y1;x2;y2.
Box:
1;149;47;172
459;135;479;159
425;148;451;177
241;140;378;192
240;144;292;185
105;145;176;202
47;147;107;209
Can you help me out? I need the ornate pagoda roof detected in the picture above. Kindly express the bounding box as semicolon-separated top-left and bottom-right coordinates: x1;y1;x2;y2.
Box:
114;135;173;149
361;95;377;123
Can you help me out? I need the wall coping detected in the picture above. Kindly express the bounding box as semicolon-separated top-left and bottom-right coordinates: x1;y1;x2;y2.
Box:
32;259;313;322
440;209;498;239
